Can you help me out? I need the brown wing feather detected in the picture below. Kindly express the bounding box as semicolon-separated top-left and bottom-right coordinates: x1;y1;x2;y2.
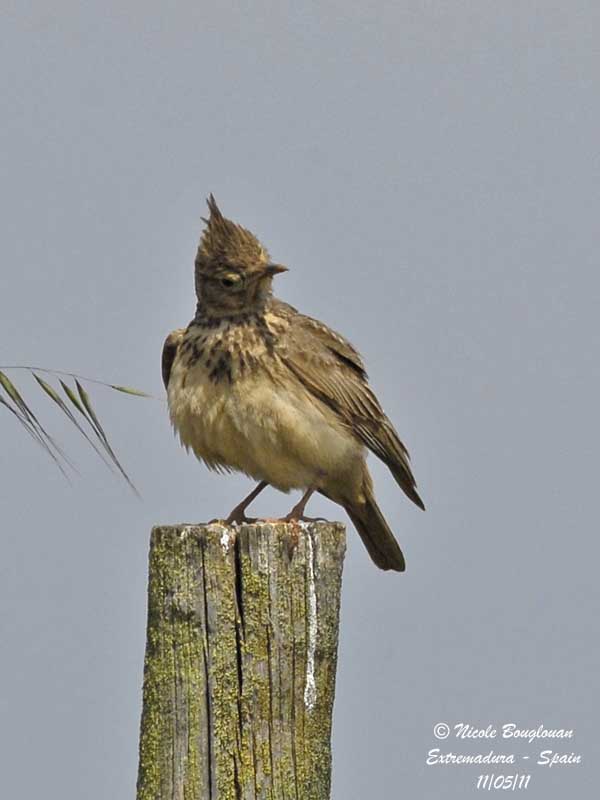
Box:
161;329;184;390
273;301;367;376
275;304;425;510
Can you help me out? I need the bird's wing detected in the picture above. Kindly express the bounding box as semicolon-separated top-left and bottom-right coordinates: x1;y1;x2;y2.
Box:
161;328;185;390
274;303;424;509
275;301;368;377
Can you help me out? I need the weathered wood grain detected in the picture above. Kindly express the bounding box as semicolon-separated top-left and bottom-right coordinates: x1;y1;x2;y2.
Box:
136;521;346;800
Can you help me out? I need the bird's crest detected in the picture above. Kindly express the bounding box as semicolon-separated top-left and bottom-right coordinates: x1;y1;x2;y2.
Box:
196;194;269;273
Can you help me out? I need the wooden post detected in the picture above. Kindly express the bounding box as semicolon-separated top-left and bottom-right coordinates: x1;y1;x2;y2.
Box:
136;521;346;800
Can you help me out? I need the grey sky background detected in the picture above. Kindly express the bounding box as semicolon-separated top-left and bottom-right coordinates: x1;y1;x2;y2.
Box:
1;2;598;797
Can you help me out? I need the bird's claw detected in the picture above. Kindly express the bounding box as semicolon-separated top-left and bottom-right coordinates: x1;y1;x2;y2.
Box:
225;512;258;525
283;514;327;524
206;514;255;526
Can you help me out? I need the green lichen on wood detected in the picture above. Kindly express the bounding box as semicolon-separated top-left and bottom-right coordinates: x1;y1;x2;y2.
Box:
136;521;346;800
137;526;212;800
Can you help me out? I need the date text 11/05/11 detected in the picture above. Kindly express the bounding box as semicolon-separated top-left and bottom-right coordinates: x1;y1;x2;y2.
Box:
477;774;531;791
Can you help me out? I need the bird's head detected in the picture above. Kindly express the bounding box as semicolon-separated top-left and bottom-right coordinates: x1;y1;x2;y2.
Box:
194;195;287;316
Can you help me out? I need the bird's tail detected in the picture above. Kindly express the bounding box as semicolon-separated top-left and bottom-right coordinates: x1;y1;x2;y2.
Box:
343;487;406;572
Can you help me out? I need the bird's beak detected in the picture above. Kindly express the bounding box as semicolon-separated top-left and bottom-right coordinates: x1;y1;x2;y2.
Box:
264;263;288;276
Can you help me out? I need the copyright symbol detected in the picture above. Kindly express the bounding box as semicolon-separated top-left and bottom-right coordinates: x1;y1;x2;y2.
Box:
434;722;450;739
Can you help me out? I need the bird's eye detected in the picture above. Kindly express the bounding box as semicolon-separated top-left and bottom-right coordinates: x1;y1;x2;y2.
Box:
219;272;243;289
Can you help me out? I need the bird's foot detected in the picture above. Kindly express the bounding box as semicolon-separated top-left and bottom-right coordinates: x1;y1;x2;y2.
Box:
282;487;318;523
209;513;327;526
206;514;256;525
282;513;328;524
220;481;269;526
225;511;258;525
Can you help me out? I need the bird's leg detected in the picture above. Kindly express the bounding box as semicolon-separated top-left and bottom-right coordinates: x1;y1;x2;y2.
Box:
283;487;327;523
225;481;268;525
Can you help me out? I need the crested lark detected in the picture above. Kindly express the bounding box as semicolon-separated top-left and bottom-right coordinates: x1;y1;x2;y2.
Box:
163;196;424;571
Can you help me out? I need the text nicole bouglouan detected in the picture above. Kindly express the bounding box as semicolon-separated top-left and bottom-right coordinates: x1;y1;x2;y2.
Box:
426;721;582;791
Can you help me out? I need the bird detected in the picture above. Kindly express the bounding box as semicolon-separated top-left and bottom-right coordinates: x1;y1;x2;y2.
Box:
162;196;424;571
